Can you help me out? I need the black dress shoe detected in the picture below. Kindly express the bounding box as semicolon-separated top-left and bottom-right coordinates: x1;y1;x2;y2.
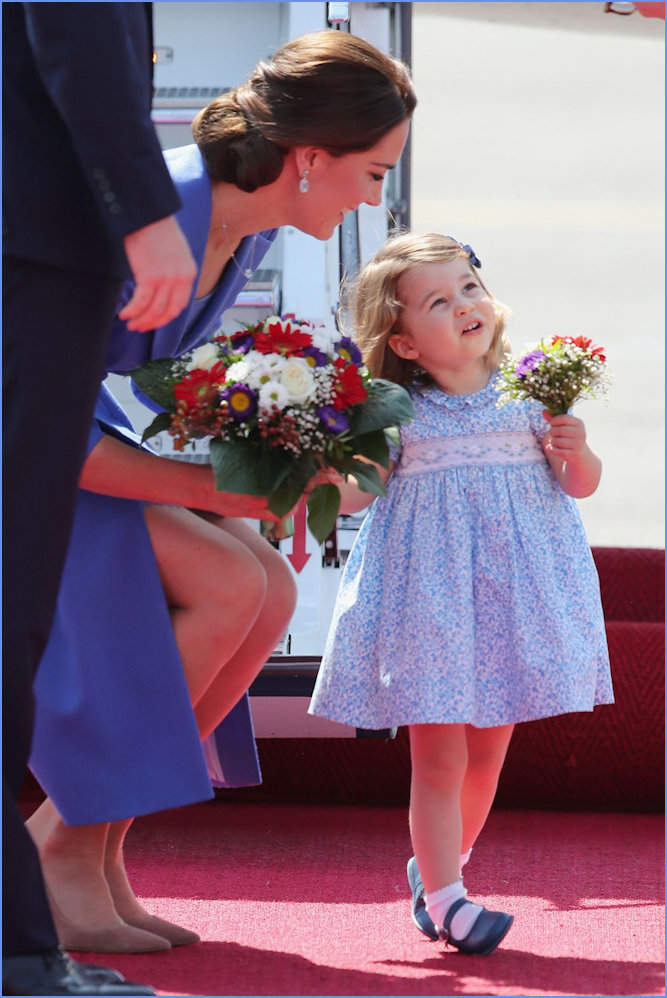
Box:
2;947;157;995
75;965;127;985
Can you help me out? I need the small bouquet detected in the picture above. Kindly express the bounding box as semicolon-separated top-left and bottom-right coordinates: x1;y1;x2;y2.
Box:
495;335;611;415
130;315;414;543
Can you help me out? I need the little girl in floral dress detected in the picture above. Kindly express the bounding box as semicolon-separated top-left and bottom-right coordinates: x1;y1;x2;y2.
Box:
310;233;613;955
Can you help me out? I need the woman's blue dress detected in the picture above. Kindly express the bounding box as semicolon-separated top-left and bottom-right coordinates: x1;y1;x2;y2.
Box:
30;145;278;824
309;377;613;730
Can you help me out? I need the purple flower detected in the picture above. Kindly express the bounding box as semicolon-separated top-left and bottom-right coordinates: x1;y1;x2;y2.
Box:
229;332;254;355
516;350;546;379
318;405;349;434
220;383;257;422
334;336;363;366
301;345;329;368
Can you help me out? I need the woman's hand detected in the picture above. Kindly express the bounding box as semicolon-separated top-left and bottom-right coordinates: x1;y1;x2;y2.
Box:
207;490;288;522
80;435;294;520
120;216;197;332
304;459;393;515
306;467;345;491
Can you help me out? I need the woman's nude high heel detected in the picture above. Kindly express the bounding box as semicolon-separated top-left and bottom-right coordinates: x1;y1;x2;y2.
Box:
45;885;172;953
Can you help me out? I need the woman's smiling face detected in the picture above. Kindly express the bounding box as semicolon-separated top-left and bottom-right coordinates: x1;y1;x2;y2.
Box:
293;118;411;241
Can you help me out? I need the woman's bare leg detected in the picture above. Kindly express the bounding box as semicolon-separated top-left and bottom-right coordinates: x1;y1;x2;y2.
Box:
103;818;200;946
190;514;298;737
102;510;296;941
26;799;170;952
28;508;280;951
144;505;271;704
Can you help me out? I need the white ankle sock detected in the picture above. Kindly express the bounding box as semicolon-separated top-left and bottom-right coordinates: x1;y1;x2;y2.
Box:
425;880;483;940
460;847;472;871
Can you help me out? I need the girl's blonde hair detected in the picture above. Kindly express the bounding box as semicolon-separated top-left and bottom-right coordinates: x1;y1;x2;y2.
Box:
342;232;512;387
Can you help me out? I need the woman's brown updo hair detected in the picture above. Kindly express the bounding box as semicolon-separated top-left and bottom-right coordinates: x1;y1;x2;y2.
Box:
191;31;416;193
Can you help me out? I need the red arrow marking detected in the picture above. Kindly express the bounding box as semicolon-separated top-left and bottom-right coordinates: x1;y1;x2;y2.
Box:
287;499;311;573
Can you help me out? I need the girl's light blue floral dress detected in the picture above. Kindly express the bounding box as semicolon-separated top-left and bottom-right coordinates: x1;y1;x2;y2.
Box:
309;375;613;729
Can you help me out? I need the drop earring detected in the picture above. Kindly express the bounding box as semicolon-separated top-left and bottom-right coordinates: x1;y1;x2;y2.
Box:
299;169;310;194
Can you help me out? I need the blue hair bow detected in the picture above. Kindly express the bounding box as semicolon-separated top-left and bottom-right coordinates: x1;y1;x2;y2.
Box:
462;244;482;268
447;236;482;269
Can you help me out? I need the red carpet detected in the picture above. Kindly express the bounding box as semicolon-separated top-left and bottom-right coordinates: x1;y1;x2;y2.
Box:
19;548;664;995
61;801;664;997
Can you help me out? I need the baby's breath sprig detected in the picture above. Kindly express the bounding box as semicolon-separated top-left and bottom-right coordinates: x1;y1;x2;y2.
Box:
496;335;612;416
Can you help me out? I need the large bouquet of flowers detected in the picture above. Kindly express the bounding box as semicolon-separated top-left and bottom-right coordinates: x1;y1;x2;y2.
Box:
131;315;414;543
495;335;611;415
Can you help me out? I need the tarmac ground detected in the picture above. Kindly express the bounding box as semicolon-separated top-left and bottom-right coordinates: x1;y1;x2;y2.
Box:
410;3;664;549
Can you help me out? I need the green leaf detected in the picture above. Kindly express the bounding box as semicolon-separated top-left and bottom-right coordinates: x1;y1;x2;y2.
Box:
141;411;173;443
257;447;295;494
349;379;414;435
351;429;390;468
267;482;303;519
349;458;386;497
210;438;289;496
306;484;341;544
129;359;180;413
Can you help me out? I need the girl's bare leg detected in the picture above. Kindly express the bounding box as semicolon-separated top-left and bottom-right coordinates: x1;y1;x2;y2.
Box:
460;724;514;854
408;723;515;949
408;724;468;893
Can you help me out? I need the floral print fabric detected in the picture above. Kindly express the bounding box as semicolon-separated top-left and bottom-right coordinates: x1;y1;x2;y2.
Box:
309;376;613;729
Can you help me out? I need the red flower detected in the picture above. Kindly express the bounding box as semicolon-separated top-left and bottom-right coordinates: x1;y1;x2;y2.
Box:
331;357;368;410
253;319;313;357
174;363;225;408
551;335;606;362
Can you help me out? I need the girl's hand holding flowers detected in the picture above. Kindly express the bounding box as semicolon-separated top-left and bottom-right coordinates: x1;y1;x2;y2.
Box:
541;411;588;461
496;334;607;499
130;315;414;543
541;409;602;498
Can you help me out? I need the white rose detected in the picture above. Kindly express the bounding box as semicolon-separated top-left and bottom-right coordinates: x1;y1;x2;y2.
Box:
259;380;289;412
186;342;220;371
281;357;315;404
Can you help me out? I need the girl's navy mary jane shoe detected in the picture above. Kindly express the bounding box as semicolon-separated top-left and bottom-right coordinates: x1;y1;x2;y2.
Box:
439;897;514;956
406;856;438;940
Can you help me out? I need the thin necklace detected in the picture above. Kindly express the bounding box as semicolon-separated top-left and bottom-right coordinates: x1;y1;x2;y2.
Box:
221;220;258;280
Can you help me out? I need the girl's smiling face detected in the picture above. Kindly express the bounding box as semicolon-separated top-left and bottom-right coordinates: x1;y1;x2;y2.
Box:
389;258;497;392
